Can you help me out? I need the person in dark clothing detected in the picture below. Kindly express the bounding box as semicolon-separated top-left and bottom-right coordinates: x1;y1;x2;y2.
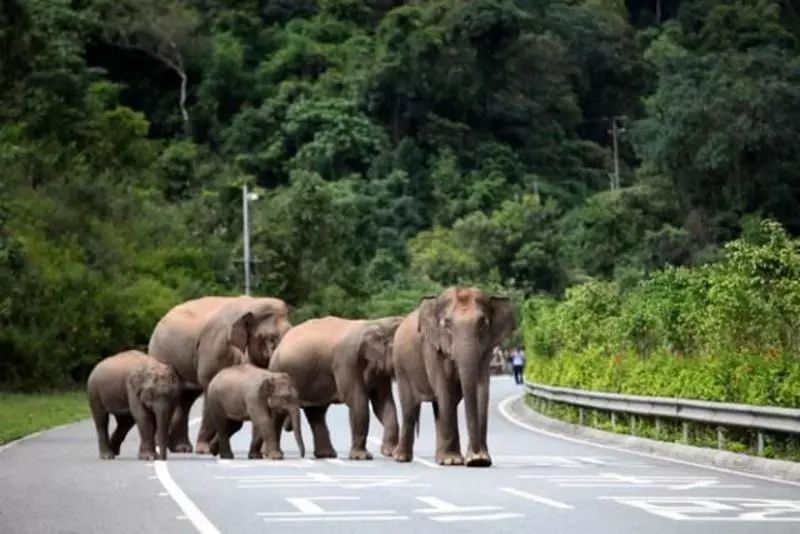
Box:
511;347;525;385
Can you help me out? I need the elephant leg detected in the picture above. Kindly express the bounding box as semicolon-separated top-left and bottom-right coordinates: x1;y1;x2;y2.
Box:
369;381;398;457
393;376;418;463
254;412;282;460
195;397;217;455
90;396;114;460
435;378;463;466
303;405;336;458
249;434;263;459
216;419;241;459
130;397;157;461
109;414;135;456
169;388;200;453
346;385;372;460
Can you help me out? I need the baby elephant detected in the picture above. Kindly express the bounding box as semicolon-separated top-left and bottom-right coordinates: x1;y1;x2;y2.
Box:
87;350;180;460
205;365;305;460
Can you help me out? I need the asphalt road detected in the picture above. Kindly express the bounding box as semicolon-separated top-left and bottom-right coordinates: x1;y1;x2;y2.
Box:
2;376;800;533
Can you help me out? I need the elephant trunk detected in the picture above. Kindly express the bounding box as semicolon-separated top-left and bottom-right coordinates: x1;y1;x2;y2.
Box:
290;406;305;458
155;403;173;461
455;342;491;466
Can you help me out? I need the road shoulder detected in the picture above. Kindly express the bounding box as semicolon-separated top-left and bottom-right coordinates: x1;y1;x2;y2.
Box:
499;393;800;486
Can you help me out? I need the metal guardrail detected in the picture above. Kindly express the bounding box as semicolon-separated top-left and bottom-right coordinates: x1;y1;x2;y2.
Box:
524;381;800;455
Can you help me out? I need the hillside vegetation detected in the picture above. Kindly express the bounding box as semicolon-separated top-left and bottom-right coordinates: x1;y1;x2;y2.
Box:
2;0;800;390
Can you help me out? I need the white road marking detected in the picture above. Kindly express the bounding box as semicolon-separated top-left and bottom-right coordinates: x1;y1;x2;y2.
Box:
499;487;574;509
599;496;800;521
219;472;428;489
414;496;501;514
519;473;751;490
258;496;407;522
326;458;376;468
153;461;221;534
498;393;800;489
431;513;523;522
263;516;409;522
367;436;441;468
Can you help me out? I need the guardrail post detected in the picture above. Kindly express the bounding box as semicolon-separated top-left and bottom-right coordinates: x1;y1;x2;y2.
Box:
630;415;637;436
757;431;765;456
611;412;617;431
579;407;585;426
717;428;724;450
682;422;689;443
655;418;661;438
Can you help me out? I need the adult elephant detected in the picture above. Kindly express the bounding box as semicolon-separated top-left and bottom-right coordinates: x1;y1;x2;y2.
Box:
148;295;291;453
269;316;402;460
392;287;515;467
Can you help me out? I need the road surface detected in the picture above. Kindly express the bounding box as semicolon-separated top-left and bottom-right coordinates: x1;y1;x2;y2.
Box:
2;376;799;533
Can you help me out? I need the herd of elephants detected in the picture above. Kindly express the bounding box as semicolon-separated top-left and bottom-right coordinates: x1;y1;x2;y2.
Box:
86;287;516;468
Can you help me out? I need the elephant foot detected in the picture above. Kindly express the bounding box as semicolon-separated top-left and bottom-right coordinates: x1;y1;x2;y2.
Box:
248;450;261;459
266;450;284;460
169;442;193;454
313;448;337;459
110;443;122;456
138;450;157;461
392;449;412;463
219;451;234;460
380;441;397;457
348;449;373;461
99;450;116;460
465;451;492;468
437;452;465;466
195;441;213;455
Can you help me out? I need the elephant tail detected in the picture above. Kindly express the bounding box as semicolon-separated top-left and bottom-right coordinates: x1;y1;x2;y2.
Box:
414;404;421;438
283;417;293;433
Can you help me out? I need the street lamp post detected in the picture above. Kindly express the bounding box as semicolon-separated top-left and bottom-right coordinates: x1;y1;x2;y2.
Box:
241;183;259;296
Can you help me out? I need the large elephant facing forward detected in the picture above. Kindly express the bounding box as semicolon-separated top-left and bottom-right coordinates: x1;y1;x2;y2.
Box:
269;316;402;460
148;295;291;453
392;287;515;467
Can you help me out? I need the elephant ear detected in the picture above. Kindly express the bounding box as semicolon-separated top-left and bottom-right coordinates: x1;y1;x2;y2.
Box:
229;312;255;354
489;296;516;348
360;326;391;375
418;295;451;355
126;364;147;400
259;375;276;403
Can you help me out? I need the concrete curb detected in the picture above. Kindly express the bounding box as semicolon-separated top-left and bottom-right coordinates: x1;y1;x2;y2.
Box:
507;393;800;484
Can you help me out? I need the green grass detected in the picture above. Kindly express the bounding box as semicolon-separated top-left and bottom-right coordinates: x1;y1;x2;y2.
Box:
0;391;89;445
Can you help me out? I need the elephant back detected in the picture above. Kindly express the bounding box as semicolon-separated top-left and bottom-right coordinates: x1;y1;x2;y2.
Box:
148;296;234;385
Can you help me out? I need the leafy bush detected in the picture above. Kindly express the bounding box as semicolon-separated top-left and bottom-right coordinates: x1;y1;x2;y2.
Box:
524;220;800;407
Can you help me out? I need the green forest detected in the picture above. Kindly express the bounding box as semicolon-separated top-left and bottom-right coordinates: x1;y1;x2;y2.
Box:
2;0;800;390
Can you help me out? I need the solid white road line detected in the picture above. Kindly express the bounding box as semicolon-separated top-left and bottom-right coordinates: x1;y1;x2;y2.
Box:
499;487;574;509
154;461;221;534
497;393;800;489
431;513;523;522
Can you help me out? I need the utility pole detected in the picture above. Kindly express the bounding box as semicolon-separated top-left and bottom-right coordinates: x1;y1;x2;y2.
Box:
242;183;252;296
608;116;626;191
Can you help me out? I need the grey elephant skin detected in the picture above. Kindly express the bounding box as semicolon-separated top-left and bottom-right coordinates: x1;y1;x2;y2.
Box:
205;365;305;459
392;287;515;467
269;316;402;460
87;350;180;461
147;295;292;453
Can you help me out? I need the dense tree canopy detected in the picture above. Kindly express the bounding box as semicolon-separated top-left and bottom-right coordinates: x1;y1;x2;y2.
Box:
2;0;800;389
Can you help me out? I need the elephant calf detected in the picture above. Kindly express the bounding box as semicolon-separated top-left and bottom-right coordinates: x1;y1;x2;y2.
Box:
87;350;180;460
205;365;305;460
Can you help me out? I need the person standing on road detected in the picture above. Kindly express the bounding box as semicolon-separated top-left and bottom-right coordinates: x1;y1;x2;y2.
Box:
511;346;526;385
